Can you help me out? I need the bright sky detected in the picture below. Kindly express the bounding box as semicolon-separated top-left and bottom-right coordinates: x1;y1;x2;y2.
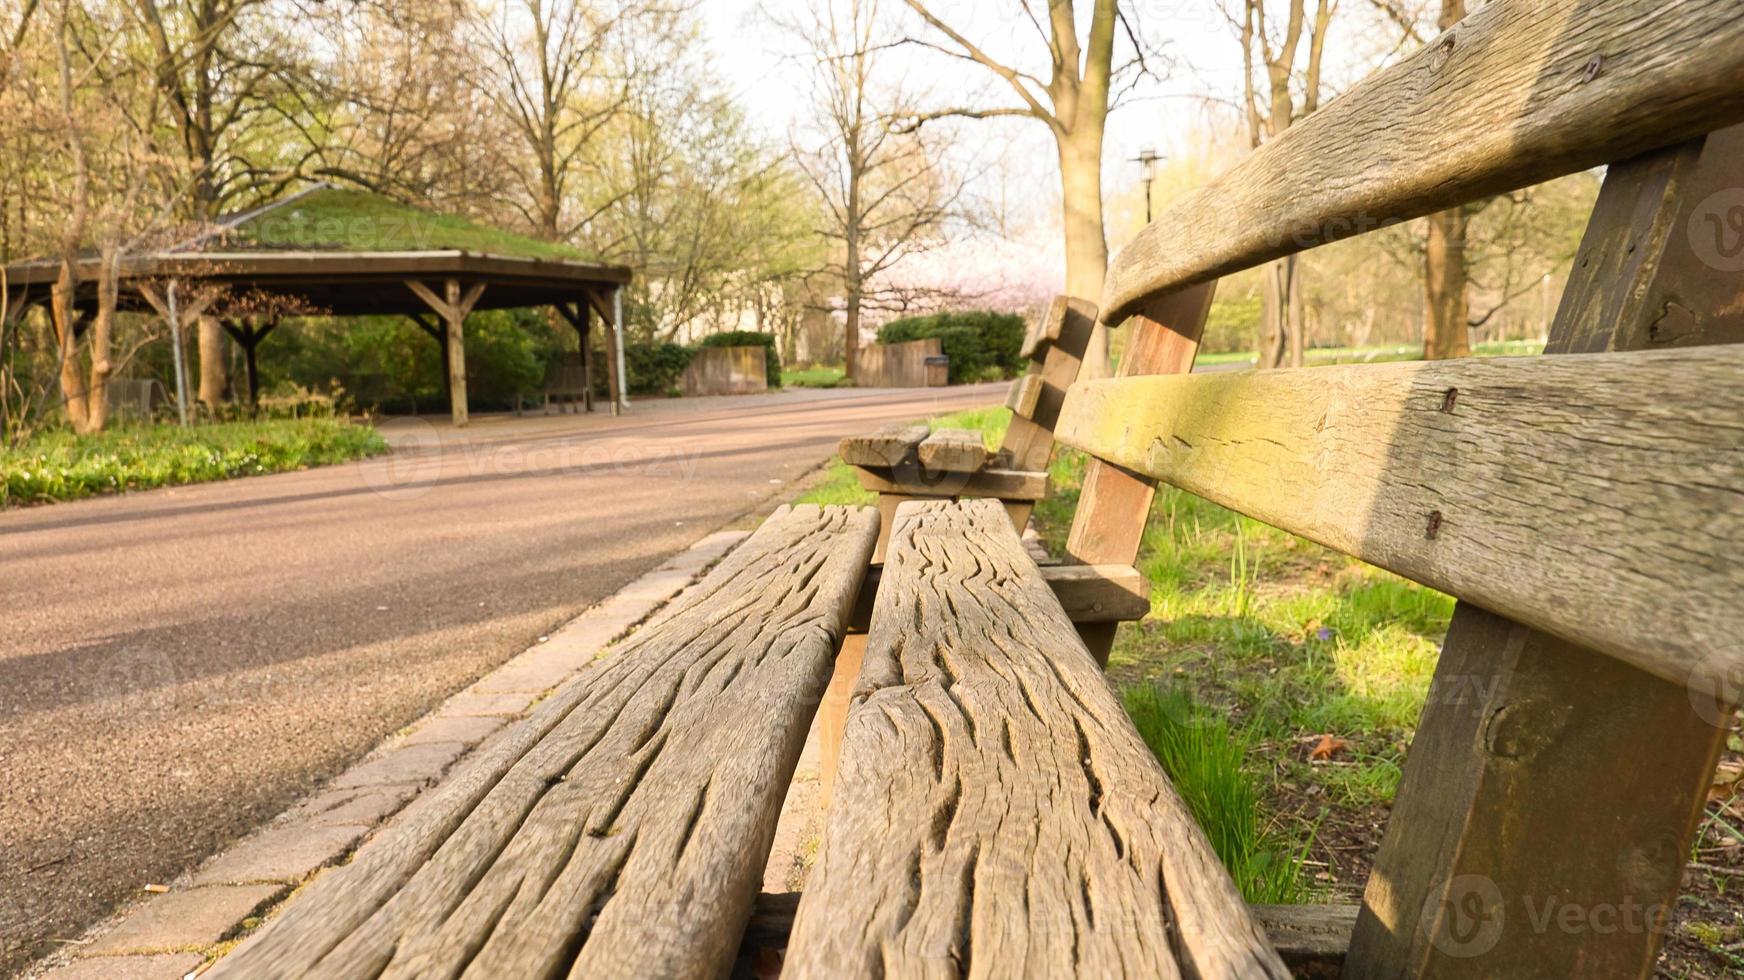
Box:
694;0;1414;300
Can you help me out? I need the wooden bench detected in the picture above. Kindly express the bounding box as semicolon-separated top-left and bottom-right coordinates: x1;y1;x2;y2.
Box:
208;3;1742;977
838;296;1096;561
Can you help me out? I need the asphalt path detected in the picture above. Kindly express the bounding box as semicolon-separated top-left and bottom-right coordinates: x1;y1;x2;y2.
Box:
0;382;1003;973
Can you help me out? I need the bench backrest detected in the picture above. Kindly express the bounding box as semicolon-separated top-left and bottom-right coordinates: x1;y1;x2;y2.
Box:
1053;2;1744;975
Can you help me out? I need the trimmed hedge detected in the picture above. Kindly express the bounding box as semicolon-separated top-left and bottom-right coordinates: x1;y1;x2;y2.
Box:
699;331;782;388
875;310;1025;384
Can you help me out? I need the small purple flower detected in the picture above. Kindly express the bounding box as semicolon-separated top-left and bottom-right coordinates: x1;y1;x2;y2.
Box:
1315;627;1335;642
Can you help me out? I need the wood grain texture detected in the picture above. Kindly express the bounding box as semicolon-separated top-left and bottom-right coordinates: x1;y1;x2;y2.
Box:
917;428;990;473
1102;0;1744;322
856;465;1048;501
208;504;877;980
785;498;1287;979
1057;347;1744;687
840;423;929;468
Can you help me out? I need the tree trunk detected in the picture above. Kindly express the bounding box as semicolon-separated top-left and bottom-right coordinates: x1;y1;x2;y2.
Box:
844;154;862;383
1423;207;1472;359
1058;132;1110;378
50;261;90;430
1423;0;1472;362
198;314;225;411
1288;254;1305;367
85;246;119;432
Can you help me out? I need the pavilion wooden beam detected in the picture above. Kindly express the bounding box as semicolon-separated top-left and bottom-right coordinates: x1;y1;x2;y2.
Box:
406;279;485;426
219;318;279;409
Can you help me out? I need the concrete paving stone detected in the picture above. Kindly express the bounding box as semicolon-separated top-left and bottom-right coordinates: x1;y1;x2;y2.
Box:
46;952;205;980
190;821;370;886
471;658;579;695
86;884;283;955
405;714;507;746
442;690;535;717
288;782;424;827
330;741;468;789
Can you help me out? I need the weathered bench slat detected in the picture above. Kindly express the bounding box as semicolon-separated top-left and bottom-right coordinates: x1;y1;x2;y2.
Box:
785;499;1287;978
916;427;989;473
1056;346;1744;687
855;465;1048;501
1005;372;1043;419
1019;296;1067;358
209;504;877;980
839;423;929;467
1102;0;1744;322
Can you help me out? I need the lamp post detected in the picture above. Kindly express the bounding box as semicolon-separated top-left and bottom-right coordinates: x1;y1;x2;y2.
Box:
1131;146;1164;224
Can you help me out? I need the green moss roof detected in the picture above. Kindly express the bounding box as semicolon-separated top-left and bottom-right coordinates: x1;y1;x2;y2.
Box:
210;186;587;262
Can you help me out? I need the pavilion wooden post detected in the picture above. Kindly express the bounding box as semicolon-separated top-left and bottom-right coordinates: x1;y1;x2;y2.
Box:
554;301;595;413
1344;127;1744;979
219;317;279;411
585;288;622;416
406;279;484;426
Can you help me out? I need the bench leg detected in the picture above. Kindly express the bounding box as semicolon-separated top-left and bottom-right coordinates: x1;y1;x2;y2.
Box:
873;494;928;563
816;632;866;809
1349;129;1744;979
1345;606;1726;977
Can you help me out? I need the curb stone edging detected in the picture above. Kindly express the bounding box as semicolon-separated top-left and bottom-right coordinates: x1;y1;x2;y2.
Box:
26;529;751;980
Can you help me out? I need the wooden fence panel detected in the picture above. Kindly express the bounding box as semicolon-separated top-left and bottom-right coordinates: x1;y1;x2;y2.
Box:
855;338;945;387
682;346;767;397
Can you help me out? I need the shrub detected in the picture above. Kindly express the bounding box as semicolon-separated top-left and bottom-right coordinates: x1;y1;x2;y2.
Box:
606;342;695;396
875;310;1025;384
699;331;782;388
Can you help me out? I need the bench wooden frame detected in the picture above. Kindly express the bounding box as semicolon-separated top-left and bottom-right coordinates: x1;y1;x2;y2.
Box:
838;295;1098;561
208;4;1742;977
1050;3;1744;973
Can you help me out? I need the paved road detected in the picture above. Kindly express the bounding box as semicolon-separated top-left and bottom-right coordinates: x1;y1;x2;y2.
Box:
0;383;1003;973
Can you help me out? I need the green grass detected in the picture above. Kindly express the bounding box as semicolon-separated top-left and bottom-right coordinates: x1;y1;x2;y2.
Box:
782;365;847;388
1124;684;1312;903
1;419;388;507
227;187;588;261
1195;338;1546;369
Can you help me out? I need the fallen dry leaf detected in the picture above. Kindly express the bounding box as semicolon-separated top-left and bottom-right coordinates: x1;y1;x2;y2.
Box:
1308;734;1351;762
1709;759;1744;803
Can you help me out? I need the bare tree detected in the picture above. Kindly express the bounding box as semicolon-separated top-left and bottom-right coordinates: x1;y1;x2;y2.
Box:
1231;0;1337;369
123;0;305;410
38;0;163;433
473;0;645;242
893;0;1156;378
779;0;966;380
287;0;501;210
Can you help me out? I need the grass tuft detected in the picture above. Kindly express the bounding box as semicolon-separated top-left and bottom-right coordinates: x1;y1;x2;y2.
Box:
1123;684;1312;903
1;419;387;507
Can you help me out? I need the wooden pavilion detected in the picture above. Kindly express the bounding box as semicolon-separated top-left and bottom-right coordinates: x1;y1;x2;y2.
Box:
2;185;634;426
